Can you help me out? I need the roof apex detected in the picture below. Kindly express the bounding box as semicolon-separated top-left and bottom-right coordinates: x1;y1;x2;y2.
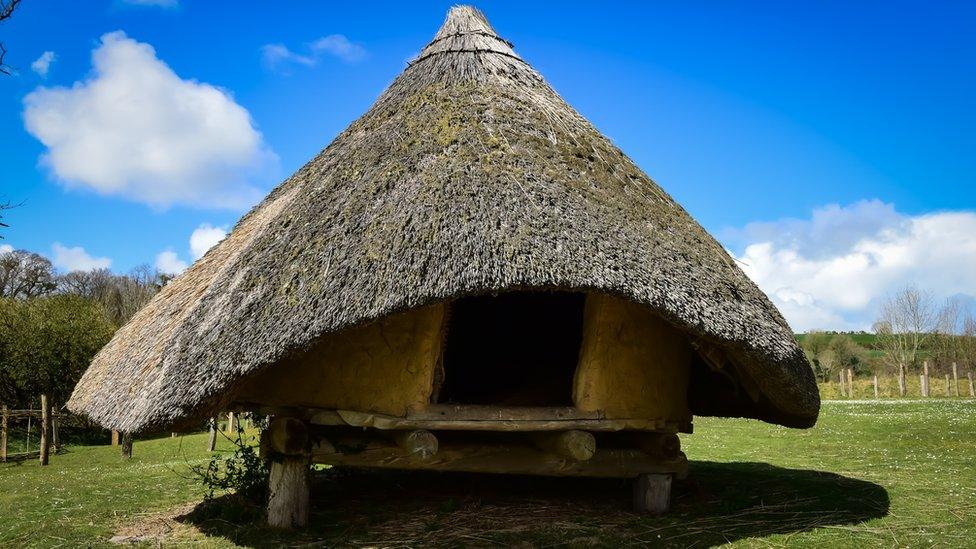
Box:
434;6;498;39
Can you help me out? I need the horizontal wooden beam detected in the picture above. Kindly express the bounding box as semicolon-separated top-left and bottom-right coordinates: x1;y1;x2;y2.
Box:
311;439;687;479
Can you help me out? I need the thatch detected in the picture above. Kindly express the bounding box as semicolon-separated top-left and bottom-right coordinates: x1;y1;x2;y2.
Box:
67;6;819;433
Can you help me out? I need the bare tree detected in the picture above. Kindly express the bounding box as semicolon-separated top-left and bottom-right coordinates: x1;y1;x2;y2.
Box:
57;265;163;325
0;0;23;76
874;286;939;396
0;249;57;299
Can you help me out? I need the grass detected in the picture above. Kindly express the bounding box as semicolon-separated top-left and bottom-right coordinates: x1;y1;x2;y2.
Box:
1;400;974;547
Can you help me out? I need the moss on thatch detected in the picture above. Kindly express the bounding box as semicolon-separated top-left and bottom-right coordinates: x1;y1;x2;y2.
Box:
67;6;818;433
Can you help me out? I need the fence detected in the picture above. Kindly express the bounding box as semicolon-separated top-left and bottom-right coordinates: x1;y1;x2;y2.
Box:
819;361;976;400
1;397;61;464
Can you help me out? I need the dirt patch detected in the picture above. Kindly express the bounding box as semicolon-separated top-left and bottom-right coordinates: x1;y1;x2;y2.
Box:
109;501;199;545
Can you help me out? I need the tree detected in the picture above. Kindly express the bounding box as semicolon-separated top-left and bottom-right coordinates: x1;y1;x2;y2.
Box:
801;331;835;382
0;249;57;299
0;0;22;76
874;286;938;396
57;265;163;325
0;295;115;408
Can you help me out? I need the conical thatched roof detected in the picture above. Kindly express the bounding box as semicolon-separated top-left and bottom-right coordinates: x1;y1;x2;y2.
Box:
68;6;819;433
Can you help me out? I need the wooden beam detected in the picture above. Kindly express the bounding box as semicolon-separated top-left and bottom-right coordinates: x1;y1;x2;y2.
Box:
296;405;692;433
312;440;687;479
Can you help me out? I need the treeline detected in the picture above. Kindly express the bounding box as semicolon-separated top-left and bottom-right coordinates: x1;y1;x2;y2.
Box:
0;249;166;409
800;286;976;389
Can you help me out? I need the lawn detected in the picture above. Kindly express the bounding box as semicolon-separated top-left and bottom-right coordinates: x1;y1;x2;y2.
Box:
1;400;974;547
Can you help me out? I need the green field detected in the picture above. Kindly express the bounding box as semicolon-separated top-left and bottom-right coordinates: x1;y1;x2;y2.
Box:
2;400;974;547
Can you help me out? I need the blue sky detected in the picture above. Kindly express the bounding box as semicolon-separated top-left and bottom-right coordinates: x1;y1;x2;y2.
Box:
1;1;974;331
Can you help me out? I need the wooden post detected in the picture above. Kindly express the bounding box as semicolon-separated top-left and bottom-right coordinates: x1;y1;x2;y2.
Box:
873;375;879;399
121;433;133;459
633;473;672;514
207;417;218;452
969;372;975;398
898;365;906;396
839;370;846;397
923;361;930;397
952;363;959;396
847;369;854;398
1;405;7;463
266;417;310;528
51;406;59;453
919;374;925;397
945;374;951;397
39;395;51;466
111;430;120;446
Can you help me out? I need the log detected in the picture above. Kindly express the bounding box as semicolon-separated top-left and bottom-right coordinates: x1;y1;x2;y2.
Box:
633;473;672;514
532;430;595;461
313;439;687;479
268;417;309;456
1;405;7;463
267;457;309;529
121;433;133;459
392;430;438;460
39;395;50;466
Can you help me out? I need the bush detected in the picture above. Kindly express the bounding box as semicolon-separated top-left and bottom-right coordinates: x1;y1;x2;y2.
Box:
191;424;269;503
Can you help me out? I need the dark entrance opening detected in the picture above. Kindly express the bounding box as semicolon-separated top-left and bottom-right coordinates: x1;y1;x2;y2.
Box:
437;291;586;406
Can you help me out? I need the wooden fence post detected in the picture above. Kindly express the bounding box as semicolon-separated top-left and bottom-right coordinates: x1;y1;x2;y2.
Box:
847;369;854;398
1;405;7;463
207;417;217;452
839;370;846;397
969;372;975;398
945;374;950;397
39;394;51;466
111;430;120;446
52;406;59;453
952;363;959;397
873;375;879;399
121;433;133;459
919;374;925;397
923;361;930;397
898;365;906;396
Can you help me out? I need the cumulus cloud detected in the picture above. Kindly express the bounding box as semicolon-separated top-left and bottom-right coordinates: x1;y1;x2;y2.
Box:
262;34;366;71
31;51;56;77
155;250;187;275
23;31;275;209
51;243;112;272
189;223;227;260
726;200;976;332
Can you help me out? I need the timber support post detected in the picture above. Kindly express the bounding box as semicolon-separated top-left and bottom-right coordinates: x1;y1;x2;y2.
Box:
39;394;51;466
111;430;120;446
121;433;133;459
633;473;672;514
266;417;311;529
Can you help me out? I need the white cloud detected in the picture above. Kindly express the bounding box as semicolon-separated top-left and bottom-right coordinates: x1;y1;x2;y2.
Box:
728;200;976;332
262;34;365;72
23;31;275;209
189;223;227;260
119;0;179;7
51;243;112;272
31;51;56;78
155;250;187;275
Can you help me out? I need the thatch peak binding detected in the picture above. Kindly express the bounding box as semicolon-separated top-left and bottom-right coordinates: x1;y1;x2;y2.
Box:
67;5;819;434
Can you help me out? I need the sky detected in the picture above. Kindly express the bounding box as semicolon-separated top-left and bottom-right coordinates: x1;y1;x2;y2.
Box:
0;0;974;332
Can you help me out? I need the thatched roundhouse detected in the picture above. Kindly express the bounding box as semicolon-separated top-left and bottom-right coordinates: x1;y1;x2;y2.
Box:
69;6;818;524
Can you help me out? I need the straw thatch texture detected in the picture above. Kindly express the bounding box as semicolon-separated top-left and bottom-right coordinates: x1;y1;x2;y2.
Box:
68;6;819;433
